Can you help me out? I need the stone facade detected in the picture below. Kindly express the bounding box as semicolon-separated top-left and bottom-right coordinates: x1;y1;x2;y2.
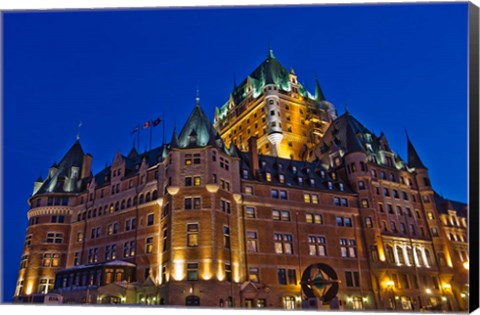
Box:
14;53;468;311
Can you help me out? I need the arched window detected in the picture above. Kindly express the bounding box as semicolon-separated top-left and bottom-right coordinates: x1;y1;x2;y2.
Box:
133;196;138;206
146;192;151;202
127;198;131;208
115;202;119;212
121;200;125;210
152;190;158;200
139;194;144;204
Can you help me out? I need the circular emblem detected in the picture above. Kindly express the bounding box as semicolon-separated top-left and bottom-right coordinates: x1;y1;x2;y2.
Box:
301;263;339;303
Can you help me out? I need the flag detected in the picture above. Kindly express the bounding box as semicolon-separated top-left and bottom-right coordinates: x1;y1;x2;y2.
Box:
131;125;140;134
152;118;162;127
143;121;152;129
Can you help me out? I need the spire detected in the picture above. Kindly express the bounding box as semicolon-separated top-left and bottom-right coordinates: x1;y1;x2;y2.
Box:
407;135;427;169
195;88;200;107
76;121;83;141
315;78;326;101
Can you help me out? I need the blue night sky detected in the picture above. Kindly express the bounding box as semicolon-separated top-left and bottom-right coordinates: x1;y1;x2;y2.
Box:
2;3;468;301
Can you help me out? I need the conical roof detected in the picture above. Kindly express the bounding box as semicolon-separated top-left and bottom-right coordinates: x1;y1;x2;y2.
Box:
407;137;427;169
177;104;222;149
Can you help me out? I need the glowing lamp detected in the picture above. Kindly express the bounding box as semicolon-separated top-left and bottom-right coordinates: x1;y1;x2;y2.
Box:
463;261;469;270
425;288;432;294
443;283;451;290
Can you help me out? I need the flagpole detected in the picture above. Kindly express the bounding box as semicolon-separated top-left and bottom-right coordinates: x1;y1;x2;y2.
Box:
162;112;165;146
150;125;153;151
137;125;140;151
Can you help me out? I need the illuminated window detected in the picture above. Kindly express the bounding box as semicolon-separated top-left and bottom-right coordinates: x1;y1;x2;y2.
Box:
340;239;356;257
38;278;54;294
123;240;135;257
245;207;256;218
184;154;192;165
187;224;199;247
308;236;326;256
73;252;80;266
365;217;373;228
88;248;99;263
274;233;293;255
304;193;311;203
244;186;253;195
247;231;258;252
361;199;369;208
266;172;272;182
279;174;285;183
145;237;153;253
427;212;434;220
194;176;201;186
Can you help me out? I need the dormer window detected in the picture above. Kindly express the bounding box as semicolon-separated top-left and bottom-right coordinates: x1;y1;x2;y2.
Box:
309;179;315;186
320;170;325;179
298;177;303;184
266;172;272;182
327;182;333;190
291;166;297;173
279;174;285;184
339;183;344;191
331;172;337;180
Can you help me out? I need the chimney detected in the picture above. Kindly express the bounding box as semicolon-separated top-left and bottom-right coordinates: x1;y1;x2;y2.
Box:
81;153;92;179
248;137;259;179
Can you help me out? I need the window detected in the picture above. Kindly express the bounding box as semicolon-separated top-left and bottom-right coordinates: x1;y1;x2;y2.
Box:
345;271;360;287
221;263;231;282
73;252;80;266
387;204;394;214
87;248;99;263
308;236;327;256
280;190;287;200
340;239;356;258
361;199;369;208
46;232;63;244
90;227;101;239
187;263;199;281
273;210;290;221
20;255;29;269
185;154;192;165
125;218;137;231
185;197;192;209
193;153;201;164
107;223;119;235
265;172;272;182
279;174;285;183
77;232;84;242
187;224;199;247
194;176;201;186
334;197;341;206
277;268;287;285
163;228;168;251
288;269;297;285
365;217;373;228
147;213;154;226
38;278;54;294
249;267;260;282
431;227;439;237
306;213;322;224
397;247;405;264
105;244;117;260
244;186;253;195
274;234;293;254
247;231;258;252
358;181;366;190
386;245;395;263
245;207;256;218
427;212;435;220
185;177;193;186
123;241;135;257
221;199;231;213
384;188;390;197
145;237;153;253
341;198;348;207
51;215;65;223
390;221;397;232
223;226;230;248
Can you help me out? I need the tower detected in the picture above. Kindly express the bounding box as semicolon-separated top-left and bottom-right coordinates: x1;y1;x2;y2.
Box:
214;49;336;160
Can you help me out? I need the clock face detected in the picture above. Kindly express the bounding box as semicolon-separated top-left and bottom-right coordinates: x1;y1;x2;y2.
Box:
301;263;339;303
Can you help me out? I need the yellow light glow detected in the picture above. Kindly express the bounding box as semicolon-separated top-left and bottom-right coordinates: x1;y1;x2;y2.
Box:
173;260;185;281
443;283;452;290
384;280;395;288
202;260;212;280
377;243;386;262
463;261;469;270
425;288;432;294
347;297;353;303
25;281;34;295
441;297;447;302
362;297;368;302
233;263;240;283
217;261;225;281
